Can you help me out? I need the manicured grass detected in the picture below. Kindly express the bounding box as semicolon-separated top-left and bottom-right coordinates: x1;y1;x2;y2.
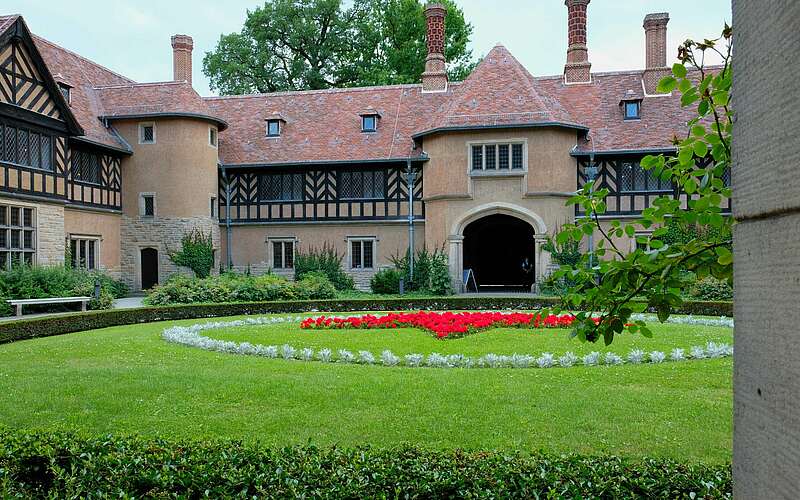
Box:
0;314;732;463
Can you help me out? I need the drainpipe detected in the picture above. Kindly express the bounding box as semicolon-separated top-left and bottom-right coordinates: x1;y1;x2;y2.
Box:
406;160;416;283
222;166;233;269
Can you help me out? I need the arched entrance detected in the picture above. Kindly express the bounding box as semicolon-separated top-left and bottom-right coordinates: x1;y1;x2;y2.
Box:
140;248;159;290
462;214;536;291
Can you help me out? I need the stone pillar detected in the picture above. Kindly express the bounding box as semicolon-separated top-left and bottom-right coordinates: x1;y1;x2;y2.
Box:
732;0;800;496
422;3;448;92
448;234;464;292
564;0;592;84
642;13;670;95
534;235;551;286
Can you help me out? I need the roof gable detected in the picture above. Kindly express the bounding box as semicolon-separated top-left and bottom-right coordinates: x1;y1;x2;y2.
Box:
0;15;82;135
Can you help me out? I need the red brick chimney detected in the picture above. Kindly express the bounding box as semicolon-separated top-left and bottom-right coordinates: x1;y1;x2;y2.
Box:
171;34;194;86
564;0;591;84
422;3;448;93
642;13;670;94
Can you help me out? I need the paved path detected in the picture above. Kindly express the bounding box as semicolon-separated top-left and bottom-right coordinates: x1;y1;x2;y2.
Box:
113;296;145;309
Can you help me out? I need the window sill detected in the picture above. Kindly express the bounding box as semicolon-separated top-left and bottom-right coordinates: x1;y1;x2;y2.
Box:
0;161;56;173
470;170;526;178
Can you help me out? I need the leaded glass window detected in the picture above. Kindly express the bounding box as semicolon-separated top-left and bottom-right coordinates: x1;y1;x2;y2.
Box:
618;161;672;192
338;170;385;199
0;122;54;171
72;150;102;184
259;173;304;201
0;204;35;269
471;142;525;172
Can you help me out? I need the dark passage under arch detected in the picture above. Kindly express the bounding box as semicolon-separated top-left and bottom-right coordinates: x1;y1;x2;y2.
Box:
462;214;535;292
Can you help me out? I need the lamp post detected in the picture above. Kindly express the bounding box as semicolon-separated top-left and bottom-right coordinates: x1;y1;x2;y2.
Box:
585;152;598;270
406;160;416;284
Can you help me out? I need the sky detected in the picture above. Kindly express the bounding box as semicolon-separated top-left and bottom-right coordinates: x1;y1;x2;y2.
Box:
6;0;731;97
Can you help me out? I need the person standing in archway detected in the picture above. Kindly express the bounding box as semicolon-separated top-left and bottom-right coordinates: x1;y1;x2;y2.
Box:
521;257;534;292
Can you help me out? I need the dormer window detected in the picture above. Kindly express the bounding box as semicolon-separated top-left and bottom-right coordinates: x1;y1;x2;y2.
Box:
624;101;641;120
619;90;642;121
359;109;381;133
362;115;377;132
266;119;281;137
58;83;71;104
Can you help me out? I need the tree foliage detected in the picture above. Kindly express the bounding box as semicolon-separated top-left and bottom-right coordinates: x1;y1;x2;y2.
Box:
550;26;734;345
169;229;215;279
203;0;475;94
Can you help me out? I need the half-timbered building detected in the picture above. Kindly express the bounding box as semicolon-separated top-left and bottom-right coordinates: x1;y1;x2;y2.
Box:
0;1;726;292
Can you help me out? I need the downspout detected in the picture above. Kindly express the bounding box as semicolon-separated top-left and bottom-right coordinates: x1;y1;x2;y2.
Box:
406;160;416;283
222;166;233;269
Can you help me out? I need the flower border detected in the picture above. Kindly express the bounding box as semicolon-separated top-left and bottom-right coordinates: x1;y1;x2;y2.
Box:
161;314;733;369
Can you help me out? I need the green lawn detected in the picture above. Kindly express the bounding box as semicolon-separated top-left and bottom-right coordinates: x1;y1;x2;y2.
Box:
0;314;732;463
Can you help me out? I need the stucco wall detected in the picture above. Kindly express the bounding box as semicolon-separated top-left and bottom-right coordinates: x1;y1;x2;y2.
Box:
64;208;122;277
115;118;219;218
732;0;800;496
225;222;425;290
420;127;578;287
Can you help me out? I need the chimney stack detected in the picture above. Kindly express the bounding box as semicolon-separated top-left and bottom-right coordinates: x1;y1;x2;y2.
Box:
171;34;194;86
642;13;670;94
422;3;448;92
564;0;592;84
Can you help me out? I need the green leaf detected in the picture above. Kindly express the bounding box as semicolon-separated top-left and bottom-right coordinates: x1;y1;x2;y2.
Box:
693;141;708;157
691;125;706;137
657;76;677;94
716;247;733;266
672;63;687;78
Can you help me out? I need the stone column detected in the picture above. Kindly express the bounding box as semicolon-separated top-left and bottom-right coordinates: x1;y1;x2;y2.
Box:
448;235;464;292
732;0;800;496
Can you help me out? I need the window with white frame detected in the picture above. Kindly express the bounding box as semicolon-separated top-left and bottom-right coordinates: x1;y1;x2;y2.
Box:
209;127;218;147
271;239;295;269
139;123;155;144
349;238;375;269
0;204;35;269
140;193;156;217
470;142;525;171
70;237;99;270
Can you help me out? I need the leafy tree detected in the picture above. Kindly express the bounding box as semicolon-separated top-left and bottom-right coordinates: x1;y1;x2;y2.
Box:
550;26;733;345
203;0;474;94
169;229;215;279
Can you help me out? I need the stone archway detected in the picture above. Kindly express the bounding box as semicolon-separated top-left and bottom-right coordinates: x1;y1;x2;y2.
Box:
463;214;535;291
448;203;550;292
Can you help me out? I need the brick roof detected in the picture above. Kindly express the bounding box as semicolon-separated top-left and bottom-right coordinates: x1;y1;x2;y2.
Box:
205;84;454;165
418;44;583;134
94;81;227;130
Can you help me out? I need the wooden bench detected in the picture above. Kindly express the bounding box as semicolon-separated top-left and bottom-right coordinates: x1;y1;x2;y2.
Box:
7;297;92;317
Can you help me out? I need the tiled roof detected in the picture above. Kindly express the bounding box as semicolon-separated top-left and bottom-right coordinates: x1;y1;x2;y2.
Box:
205;84;454;165
94;81;227;130
418;44;583;135
0;15;19;34
32;35;135;150
534;70;701;154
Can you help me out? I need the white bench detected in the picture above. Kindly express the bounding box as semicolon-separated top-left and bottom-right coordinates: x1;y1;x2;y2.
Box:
7;297;92;317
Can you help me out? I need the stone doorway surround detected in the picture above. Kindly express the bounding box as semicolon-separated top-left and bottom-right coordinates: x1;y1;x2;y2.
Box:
133;242;163;292
447;202;551;292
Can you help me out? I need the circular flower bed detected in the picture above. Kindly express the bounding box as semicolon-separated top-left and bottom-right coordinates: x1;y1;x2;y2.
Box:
162;313;733;370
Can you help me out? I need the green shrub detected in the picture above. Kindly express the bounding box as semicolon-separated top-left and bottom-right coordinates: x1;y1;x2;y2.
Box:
292;272;336;300
145;273;336;306
0;430;731;498
690;277;733;301
295;243;354;291
168;229;215;278
0;265;126;315
390;246;451;295
370;268;402;294
542;221;583;267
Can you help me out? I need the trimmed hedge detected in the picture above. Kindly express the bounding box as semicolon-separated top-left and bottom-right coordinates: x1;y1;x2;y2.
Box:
0;430;732;498
0;297;732;345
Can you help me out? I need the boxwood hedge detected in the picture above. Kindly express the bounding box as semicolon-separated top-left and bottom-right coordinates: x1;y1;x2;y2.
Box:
0;297;732;345
0;430;731;498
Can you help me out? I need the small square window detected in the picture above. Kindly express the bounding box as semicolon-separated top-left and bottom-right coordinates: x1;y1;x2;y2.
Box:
362;115;377;132
139;123;155;144
209;128;218;147
267;120;281;137
624;101;640;120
